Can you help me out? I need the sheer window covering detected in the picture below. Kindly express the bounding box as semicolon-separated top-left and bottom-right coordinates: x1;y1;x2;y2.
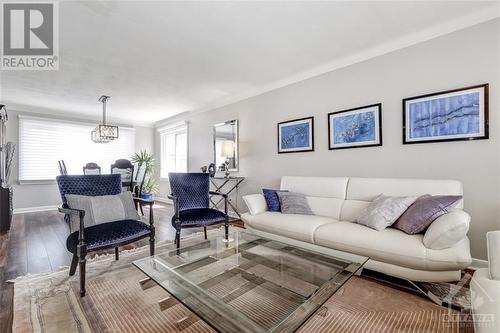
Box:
159;123;188;178
19;116;135;182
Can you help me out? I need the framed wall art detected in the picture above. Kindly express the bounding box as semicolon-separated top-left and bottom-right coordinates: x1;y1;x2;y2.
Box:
277;117;314;153
403;84;489;144
328;103;382;150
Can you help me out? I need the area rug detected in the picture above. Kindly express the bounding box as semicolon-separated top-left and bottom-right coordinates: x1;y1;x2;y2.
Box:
11;231;463;333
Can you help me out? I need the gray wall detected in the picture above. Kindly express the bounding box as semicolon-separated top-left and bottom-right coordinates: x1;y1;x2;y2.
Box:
5;110;155;210
155;19;500;259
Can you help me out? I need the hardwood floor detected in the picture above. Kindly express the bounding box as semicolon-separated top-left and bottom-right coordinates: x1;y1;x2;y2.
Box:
0;203;242;333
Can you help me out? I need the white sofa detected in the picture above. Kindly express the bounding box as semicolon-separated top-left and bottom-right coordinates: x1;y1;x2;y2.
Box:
471;231;500;333
242;176;472;282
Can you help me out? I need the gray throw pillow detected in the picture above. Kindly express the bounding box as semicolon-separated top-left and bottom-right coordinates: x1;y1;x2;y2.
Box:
392;194;462;235
277;191;313;215
357;195;418;231
66;191;140;231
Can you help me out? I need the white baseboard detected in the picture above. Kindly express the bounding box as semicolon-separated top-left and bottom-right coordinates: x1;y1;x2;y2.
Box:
14;205;58;214
470;258;488;270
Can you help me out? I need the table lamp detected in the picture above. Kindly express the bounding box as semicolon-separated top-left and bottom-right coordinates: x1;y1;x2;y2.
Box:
221;140;234;178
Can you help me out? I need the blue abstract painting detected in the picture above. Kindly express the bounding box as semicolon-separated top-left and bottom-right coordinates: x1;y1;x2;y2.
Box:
329;104;381;149
278;117;313;153
407;92;481;140
333;111;376;144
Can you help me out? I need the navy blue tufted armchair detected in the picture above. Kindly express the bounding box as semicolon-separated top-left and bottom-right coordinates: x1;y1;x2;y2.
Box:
168;173;228;253
56;175;155;297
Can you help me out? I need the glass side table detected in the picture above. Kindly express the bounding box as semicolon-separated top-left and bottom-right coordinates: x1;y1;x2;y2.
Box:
209;176;245;218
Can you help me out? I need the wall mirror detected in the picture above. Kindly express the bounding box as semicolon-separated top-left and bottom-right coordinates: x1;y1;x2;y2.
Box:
214;120;238;172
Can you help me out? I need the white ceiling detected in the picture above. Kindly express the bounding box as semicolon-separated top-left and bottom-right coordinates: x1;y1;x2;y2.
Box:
1;1;498;126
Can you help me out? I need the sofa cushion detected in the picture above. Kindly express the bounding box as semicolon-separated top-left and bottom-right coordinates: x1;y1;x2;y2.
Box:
66;219;150;253
305;196;344;220
280;176;349;198
423;209;470;250
262;189;287;212
66;191;140;230
243;194;268;215
242;212;335;243
346;177;464;209
313;221;471;271
393;195;462;234
357;195;417;231
277;191;314;215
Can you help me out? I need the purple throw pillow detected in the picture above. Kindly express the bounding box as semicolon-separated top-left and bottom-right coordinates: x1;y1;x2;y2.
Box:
392;194;462;235
262;189;287;212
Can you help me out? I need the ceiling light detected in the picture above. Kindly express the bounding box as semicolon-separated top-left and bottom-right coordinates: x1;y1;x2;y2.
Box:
91;95;119;143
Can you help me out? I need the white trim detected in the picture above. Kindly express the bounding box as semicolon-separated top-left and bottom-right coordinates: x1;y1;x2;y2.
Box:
18;179;57;185
470;258;489;270
155;9;500;126
13;205;58;214
157;121;188;133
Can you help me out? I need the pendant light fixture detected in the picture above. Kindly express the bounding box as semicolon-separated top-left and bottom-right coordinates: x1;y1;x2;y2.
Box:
91;95;119;143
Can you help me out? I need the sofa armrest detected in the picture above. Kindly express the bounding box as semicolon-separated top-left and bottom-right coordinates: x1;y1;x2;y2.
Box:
471;268;500;333
242;194;268;215
423;209;470;250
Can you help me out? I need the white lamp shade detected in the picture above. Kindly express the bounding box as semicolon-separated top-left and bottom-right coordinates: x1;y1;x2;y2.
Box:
221;140;235;158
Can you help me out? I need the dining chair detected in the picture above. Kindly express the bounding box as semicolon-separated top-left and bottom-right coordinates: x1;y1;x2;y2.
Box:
133;163;148;215
168;172;229;253
58;160;68;175
83;162;101;175
111;159;134;192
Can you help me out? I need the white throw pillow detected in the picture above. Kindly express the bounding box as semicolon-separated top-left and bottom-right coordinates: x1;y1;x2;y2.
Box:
66;191;140;231
357;195;417;231
423;208;470;250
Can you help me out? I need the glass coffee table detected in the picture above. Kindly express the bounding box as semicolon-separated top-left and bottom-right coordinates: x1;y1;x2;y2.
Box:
133;231;368;333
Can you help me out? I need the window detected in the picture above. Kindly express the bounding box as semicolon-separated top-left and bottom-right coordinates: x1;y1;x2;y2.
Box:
159;123;188;178
19;116;135;182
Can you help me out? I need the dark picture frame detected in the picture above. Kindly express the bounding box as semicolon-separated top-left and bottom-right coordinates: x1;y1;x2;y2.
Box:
403;84;489;144
328;103;382;150
277;116;314;154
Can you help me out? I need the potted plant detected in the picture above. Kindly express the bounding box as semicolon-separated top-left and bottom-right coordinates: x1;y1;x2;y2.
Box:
131;150;158;200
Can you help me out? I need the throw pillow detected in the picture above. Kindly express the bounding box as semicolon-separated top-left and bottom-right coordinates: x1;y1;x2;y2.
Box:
392;194;462;234
276;191;313;215
357;195;418;231
423;209;470;250
262;189;287;212
66;191;140;231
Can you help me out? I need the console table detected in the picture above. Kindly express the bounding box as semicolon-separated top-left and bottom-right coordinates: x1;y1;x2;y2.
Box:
209;176;245;219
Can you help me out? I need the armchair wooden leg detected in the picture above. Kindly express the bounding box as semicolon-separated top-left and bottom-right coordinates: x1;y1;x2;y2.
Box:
224;220;229;240
204;227;207;240
79;258;86;297
115;247;119;260
140;204;144;216
150;228;155;256
69;254;78;276
175;229;181;255
77;246;87;297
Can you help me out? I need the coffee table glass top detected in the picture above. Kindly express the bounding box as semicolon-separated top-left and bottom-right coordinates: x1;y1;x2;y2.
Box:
133;231;368;333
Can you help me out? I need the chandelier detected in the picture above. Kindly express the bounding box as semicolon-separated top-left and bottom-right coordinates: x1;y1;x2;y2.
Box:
91;95;119;143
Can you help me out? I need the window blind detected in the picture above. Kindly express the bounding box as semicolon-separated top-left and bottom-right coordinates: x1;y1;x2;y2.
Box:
19;116;135;181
